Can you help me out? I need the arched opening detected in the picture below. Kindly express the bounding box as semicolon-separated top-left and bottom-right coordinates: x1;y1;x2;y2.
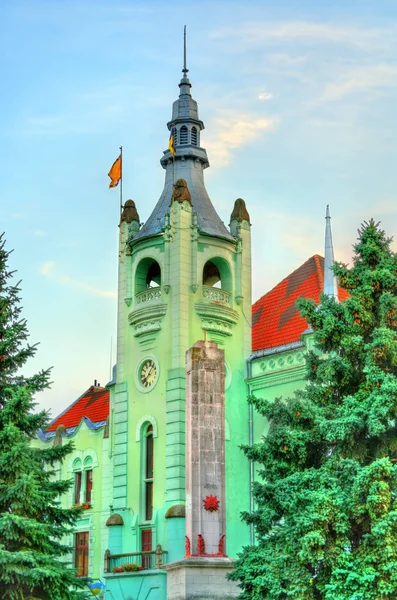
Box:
203;261;221;288
191;126;198;145
141;423;154;523
135;258;161;293
180;125;188;145
202;258;232;292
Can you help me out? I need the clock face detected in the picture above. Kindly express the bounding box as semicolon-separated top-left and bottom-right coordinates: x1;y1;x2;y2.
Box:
140;359;157;389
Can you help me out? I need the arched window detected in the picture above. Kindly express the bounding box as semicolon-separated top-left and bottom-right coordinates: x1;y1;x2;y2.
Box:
202;258;232;292
73;459;82;505
84;457;93;504
180;125;188;145
191;126;198;145
72;457;93;506
145;425;154;520
135;258;161;293
142;424;154;522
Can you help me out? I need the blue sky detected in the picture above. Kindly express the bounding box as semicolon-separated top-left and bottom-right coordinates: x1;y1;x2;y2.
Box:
1;0;397;416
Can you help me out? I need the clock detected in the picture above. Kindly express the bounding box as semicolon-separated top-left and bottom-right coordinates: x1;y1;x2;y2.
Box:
136;356;159;392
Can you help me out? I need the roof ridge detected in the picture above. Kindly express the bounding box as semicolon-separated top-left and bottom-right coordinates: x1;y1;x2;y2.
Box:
46;385;108;432
314;254;324;292
253;254;324;308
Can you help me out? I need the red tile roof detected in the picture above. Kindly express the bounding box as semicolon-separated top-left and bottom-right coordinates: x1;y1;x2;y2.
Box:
47;386;110;432
252;255;349;352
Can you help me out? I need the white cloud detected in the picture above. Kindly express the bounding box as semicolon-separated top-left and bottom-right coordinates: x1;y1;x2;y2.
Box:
322;64;397;100
258;92;273;101
205;112;278;167
39;260;116;299
211;21;395;52
33;229;45;237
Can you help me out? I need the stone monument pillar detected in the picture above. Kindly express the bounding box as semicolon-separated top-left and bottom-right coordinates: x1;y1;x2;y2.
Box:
163;340;239;600
185;340;226;557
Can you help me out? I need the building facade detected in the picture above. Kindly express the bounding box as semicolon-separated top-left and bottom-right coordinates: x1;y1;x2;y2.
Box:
35;60;343;600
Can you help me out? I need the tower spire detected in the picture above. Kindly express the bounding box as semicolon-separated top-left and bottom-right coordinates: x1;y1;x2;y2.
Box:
324;205;339;300
132;31;233;243
183;25;188;78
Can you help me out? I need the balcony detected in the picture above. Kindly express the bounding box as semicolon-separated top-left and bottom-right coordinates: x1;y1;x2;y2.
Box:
104;545;168;573
129;288;167;339
202;285;232;307
135;287;162;305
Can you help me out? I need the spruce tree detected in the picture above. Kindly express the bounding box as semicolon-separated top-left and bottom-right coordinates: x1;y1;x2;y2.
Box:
0;234;88;599
231;220;397;599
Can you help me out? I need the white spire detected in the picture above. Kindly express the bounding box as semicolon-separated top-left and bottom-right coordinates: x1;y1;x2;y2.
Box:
324;205;339;300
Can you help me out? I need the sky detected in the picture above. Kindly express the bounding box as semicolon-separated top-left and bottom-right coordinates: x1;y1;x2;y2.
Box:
1;0;397;417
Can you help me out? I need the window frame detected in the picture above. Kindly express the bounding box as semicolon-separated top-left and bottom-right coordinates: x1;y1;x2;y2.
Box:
74;531;89;577
74;471;82;505
72;457;93;507
85;469;93;504
142;424;154;522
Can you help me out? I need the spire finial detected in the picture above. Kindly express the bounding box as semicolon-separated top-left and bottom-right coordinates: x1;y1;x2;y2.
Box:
182;25;188;78
324;205;339;300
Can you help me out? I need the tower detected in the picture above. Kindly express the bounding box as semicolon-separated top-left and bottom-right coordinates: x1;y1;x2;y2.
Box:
106;35;252;599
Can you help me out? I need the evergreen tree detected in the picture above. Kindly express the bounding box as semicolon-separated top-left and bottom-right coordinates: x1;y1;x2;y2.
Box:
231;220;397;599
0;234;88;599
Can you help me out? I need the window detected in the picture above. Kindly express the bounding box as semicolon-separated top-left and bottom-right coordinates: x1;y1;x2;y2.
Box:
141;529;152;569
191;126;198;145
74;471;82;505
140;423;154;523
72;457;93;506
145;425;154;521
180;125;188;145
85;469;93;503
75;532;89;577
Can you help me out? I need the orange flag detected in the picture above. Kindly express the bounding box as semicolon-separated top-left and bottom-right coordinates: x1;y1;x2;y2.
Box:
108;154;122;188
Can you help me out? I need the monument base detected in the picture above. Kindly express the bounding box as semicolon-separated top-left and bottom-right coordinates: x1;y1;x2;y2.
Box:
163;557;240;600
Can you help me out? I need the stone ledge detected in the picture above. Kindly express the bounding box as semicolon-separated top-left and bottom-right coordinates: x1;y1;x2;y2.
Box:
163;557;235;571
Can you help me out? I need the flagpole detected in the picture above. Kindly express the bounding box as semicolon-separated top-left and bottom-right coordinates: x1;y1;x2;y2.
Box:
119;145;123;215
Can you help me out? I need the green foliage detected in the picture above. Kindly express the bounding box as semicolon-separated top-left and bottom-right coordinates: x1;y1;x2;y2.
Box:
231;220;397;599
0;234;88;599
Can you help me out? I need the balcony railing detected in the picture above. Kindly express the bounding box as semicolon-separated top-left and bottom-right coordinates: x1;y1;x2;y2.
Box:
104;545;167;573
202;285;232;307
135;287;162;305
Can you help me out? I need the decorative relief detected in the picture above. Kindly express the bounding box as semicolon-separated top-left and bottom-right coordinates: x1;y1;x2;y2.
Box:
203;495;220;512
185;534;227;558
202;286;232;307
195;302;239;338
133;320;161;337
218;535;226;556
258;350;306;375
185;536;191;558
129;304;167;339
135;288;162;304
197;534;206;555
201;319;232;336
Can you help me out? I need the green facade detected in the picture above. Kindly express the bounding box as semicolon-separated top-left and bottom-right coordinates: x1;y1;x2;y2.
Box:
33;64;320;599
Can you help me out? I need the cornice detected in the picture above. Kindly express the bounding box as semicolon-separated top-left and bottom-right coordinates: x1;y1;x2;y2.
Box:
128;304;167;338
